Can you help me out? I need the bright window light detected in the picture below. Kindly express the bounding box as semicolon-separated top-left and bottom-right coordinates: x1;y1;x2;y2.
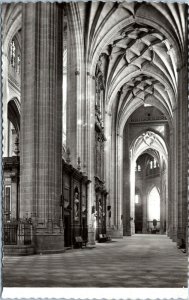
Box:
135;195;139;204
77;119;82;125
147;187;160;220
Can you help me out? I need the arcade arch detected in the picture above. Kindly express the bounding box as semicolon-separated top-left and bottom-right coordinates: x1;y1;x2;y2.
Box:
123;129;168;235
147;186;161;230
7;98;20;157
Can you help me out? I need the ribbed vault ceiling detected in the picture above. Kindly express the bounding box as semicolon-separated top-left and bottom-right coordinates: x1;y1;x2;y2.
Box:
2;2;187;133
75;1;187;132
84;2;186;65
99;23;177;100
95;22;178;123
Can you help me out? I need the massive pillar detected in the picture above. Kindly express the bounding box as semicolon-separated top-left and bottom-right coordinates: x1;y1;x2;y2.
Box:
142;190;147;234
114;133;124;237
130;155;135;236
123;125;131;236
66;15;78;167
167;129;173;238
168;113;178;242
177;61;188;248
86;75;96;245
172;111;178;242
160;171;165;234
2;51;9;157
20;3;64;253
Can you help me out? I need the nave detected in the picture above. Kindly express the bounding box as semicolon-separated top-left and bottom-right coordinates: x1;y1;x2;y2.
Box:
3;235;187;288
2;2;188;261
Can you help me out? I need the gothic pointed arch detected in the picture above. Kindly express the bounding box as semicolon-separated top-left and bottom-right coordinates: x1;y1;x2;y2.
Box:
8;98;20;134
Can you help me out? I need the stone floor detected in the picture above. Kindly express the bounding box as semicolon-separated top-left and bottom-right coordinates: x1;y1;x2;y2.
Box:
3;234;188;288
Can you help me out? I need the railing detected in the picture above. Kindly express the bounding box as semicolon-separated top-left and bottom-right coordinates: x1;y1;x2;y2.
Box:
130;115;167;123
135;168;160;178
4;223;17;245
4;220;33;246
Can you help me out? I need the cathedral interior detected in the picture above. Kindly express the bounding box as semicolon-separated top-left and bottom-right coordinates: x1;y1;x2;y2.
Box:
2;2;188;283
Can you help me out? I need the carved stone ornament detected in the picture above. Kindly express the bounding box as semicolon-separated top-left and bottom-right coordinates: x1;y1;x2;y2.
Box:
14;136;20;156
142;131;156;147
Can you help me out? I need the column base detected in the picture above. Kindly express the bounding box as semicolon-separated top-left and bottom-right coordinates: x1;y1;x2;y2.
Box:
87;227;96;245
34;234;65;254
167;226;173;239
106;227;112;237
172;226;177;242
124;226;132;236
4;245;35;256
177;226;186;248
110;226;123;239
142;228;147;234
34;225;65;254
177;228;187;250
123;224;131;236
130;221;135;235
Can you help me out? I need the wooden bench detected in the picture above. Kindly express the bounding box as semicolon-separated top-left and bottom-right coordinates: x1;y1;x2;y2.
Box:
98;234;107;243
98;234;112;242
75;236;87;248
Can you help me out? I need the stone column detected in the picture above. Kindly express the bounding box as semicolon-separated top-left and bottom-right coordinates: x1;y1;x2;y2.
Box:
66;22;78;167
122;125;131;236
109;131;124;239
86;75;96;245
2;51;9;157
177;62;188;248
167;116;178;242
167;129;173;238
130;156;135;236
172;110;178;242
20;3;64;253
165;171;169;234
104;112;112;236
160;171;164;234
142;191;147;233
114;133;124;238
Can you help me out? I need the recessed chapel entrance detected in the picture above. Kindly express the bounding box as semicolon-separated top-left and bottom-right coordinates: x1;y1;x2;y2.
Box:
134;151;163;234
122;105;169;237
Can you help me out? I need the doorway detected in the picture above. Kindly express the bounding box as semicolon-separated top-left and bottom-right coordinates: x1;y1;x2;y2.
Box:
64;213;71;247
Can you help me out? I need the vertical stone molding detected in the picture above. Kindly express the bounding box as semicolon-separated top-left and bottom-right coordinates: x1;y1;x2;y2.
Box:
142;192;147;234
160;172;165;234
122;125;130;236
20;3;64;253
2;52;9;157
86;74;96;245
